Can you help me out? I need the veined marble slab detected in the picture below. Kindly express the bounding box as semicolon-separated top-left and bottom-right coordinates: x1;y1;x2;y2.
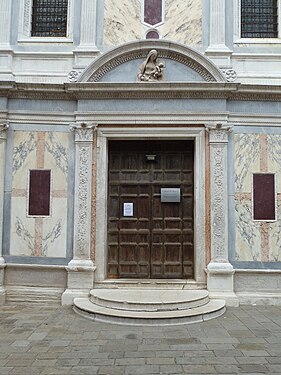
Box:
234;133;281;262
9;131;69;258
103;0;202;46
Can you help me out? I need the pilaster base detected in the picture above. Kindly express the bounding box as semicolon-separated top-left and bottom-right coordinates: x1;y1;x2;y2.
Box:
206;262;239;307
61;259;96;306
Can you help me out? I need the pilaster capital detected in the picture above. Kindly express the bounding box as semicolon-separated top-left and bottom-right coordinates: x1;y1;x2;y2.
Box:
0;122;9;141
205;123;232;144
70;122;97;143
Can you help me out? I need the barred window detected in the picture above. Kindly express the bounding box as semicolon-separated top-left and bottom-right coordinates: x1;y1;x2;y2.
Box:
241;0;278;38
31;0;68;37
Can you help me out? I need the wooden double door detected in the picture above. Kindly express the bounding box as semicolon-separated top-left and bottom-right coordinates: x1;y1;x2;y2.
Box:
107;140;194;279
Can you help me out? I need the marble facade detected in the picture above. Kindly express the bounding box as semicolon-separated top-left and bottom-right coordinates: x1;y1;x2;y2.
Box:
103;0;201;46
234;133;281;262
9;131;69;259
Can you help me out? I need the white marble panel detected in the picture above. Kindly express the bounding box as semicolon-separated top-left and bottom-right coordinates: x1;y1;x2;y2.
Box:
44;132;69;190
103;0;201;46
269;205;281;262
267;134;281;193
10;197;36;256
158;0;202;45
235;199;261;261
12;132;37;189
42;200;67;258
104;0;143;45
234;134;260;193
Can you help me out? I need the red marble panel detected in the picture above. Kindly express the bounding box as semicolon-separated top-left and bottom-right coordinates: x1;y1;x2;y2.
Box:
144;0;162;26
253;174;275;221
28;170;51;216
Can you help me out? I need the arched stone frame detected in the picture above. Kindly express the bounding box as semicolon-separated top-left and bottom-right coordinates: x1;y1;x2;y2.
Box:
94;125;206;285
78;40;226;83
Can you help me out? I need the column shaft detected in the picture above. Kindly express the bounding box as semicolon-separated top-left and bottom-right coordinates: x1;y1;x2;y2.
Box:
0;123;8;305
206;123;238;306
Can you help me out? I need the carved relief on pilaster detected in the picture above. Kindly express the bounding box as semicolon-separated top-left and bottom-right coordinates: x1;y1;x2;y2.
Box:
70;123;97;259
206;123;232;261
0;123;9;141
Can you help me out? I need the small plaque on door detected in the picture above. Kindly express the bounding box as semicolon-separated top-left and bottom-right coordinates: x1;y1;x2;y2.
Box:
161;188;181;203
123;202;134;216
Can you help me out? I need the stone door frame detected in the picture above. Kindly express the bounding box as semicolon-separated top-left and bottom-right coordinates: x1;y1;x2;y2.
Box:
95;126;206;285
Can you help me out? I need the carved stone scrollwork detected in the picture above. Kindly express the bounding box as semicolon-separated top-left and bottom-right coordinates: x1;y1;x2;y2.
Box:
0;123;9;141
221;68;237;82
68;69;83;83
206;123;233;143
70;122;97;142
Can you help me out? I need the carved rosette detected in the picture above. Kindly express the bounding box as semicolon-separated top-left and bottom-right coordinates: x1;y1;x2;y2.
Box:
71;123;97;259
0;123;9;142
206;123;232;262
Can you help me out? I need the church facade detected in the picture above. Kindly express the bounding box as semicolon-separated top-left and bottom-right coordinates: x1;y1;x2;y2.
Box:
0;0;281;308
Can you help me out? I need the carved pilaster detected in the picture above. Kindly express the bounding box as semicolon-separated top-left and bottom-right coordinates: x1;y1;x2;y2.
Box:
0;0;12;47
205;123;238;306
0;123;8;305
62;122;97;305
74;0;99;65
206;0;231;59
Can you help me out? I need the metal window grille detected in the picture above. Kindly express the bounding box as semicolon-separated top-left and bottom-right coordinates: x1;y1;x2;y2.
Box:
241;0;278;38
31;0;68;37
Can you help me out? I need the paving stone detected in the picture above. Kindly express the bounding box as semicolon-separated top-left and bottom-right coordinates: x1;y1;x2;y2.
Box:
40;368;71;375
69;366;98;374
1;305;281;375
182;364;217;373
98;365;126;374
266;364;281;373
238;364;269;373
124;365;160;374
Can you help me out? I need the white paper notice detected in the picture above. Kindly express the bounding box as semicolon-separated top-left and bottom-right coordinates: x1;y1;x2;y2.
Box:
123;203;133;217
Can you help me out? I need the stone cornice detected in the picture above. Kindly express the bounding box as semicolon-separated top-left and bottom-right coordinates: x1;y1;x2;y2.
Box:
1;81;281;102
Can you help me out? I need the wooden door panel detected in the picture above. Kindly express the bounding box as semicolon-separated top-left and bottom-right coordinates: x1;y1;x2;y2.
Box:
108;140;194;279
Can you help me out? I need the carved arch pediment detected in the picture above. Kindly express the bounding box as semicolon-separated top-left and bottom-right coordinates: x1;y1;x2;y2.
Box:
78;40;226;83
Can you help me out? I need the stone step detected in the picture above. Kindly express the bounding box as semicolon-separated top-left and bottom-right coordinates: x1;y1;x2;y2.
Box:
90;289;210;311
94;280;206;290
73;298;226;326
73;288;226;326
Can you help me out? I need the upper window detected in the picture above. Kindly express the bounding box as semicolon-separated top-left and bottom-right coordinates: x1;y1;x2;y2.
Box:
31;0;68;37
18;0;73;42
241;0;278;38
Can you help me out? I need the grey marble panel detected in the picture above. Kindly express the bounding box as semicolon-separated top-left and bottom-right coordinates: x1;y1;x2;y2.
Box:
227;100;281;114
78;98;227;112
8;99;77;112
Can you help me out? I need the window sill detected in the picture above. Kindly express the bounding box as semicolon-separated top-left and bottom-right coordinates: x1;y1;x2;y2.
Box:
234;38;281;45
18;37;73;44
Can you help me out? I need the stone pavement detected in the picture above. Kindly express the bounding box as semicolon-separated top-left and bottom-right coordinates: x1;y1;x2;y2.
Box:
0;304;281;374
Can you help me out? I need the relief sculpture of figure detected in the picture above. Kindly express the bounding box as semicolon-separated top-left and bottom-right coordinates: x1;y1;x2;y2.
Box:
137;49;164;82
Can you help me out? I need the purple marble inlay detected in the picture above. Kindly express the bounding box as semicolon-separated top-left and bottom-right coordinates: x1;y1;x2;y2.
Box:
144;0;162;26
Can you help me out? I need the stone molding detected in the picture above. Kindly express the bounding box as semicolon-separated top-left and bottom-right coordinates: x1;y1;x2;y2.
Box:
3;81;281;102
0;122;9;141
78;40;226;83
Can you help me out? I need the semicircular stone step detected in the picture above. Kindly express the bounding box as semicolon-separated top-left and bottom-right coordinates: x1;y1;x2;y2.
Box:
73;297;226;326
90;289;210;312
